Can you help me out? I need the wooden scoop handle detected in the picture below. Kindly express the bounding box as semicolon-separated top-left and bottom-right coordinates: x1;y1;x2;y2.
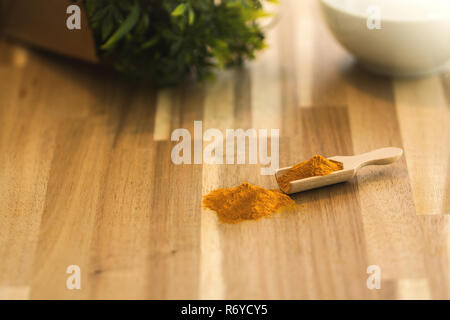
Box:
350;147;403;170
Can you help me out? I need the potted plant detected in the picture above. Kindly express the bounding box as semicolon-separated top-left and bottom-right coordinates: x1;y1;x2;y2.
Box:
1;0;276;87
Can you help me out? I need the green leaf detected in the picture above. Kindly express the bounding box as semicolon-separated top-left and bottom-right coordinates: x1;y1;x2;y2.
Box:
171;3;186;17
141;36;159;49
101;2;140;50
188;7;195;25
244;9;271;20
101;16;114;41
134;13;149;35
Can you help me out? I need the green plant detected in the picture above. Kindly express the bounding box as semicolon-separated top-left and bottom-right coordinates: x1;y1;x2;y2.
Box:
81;0;276;87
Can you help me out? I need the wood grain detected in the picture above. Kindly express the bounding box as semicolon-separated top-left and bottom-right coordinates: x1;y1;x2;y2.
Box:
0;0;448;299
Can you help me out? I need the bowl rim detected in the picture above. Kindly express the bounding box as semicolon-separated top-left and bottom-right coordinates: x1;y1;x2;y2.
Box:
320;0;450;23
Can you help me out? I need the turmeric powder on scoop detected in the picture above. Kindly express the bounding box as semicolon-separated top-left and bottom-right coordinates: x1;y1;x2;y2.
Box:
202;183;296;224
277;155;343;193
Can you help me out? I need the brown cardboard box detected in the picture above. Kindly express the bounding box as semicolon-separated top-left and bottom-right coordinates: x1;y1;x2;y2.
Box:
1;0;98;62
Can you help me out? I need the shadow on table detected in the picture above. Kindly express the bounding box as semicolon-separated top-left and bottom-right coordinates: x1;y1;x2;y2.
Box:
340;59;396;103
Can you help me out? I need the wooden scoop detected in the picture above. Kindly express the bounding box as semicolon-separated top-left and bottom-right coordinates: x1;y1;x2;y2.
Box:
275;147;403;194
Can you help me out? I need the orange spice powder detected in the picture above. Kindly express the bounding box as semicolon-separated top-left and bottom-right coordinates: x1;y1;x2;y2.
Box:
277;155;343;193
202;182;296;224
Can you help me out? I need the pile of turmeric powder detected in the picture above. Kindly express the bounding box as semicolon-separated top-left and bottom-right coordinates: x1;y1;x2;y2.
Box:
202;182;296;224
277;155;343;193
202;155;343;224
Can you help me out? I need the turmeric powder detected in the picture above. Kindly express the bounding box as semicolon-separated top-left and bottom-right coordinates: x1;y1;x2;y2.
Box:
202;182;296;224
277;155;343;193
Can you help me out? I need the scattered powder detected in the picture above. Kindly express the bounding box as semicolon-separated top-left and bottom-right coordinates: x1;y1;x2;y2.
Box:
277;155;343;193
202;182;296;224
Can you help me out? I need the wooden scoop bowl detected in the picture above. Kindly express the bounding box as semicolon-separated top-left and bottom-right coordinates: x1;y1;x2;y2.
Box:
275;147;403;194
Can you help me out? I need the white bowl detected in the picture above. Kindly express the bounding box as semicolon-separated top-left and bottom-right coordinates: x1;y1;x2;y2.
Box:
320;0;450;77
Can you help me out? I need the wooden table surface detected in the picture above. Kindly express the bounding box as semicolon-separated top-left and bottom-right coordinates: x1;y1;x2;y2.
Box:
0;0;449;299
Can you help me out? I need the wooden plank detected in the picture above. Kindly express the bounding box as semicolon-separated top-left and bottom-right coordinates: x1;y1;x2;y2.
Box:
29;120;111;299
200;70;236;299
0;286;30;300
394;76;449;215
293;107;370;299
0;48;55;288
154;89;177;141
250;28;281;131
346;70;426;280
292;0;315;107
417;215;450;299
88;147;157;299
